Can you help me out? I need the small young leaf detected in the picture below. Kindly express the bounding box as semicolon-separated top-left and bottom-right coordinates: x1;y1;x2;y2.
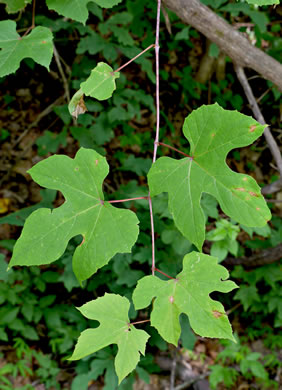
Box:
9;148;139;283
80;62;120;101
148;104;271;251
133;252;238;344
0;21;53;77
70;294;150;384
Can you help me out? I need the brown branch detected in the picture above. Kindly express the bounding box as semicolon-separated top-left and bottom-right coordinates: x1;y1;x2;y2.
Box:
163;0;282;91
234;65;282;195
53;44;70;102
223;243;282;268
0;94;66;187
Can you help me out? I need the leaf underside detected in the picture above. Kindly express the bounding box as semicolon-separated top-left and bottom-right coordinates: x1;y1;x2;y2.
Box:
148;104;271;251
0;20;53;77
70;294;150;384
133;251;238;344
9;148;139;283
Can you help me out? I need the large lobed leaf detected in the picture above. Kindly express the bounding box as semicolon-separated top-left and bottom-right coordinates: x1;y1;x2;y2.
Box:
46;0;123;24
148;104;271;251
133;252;238;344
9;148;139;283
70;294;150;383
0;20;53;77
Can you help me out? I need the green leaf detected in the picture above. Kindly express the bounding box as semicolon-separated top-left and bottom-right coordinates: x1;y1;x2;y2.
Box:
70;294;150;384
80;62;120;101
148;104;271;251
133;252;238;344
0;254;9;282
46;0;123;25
9;148;139;283
0;20;53;77
234;285;260;311
245;0;279;5
94;0;123;8
0;0;32;13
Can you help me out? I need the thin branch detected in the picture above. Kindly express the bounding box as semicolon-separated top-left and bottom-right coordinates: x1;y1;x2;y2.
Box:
170;351;177;390
158;142;193;158
107;196;148;203
223;243;282;268
53;44;70;102
174;373;210;390
0;94;66;187
22;0;36;37
114;44;155;73
234;65;282;195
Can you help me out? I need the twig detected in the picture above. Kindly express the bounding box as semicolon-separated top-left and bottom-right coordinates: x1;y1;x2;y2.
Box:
114;44;155;73
170;350;177;390
22;0;36;37
234;65;282;194
53;44;70;102
223;243;282;268
174;373;210;390
0;94;66;187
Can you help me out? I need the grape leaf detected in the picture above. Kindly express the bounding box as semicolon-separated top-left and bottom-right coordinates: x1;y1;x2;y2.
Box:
9;148;139;283
70;293;150;383
0;0;32;13
245;0;279;5
69;63;119;116
81;62;120;101
46;0;123;25
133;252;238;344
148;104;271;251
0;20;53;77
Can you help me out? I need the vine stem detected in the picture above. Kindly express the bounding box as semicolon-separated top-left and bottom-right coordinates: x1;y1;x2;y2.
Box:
149;0;162;276
114;44;155;73
22;0;36;37
107;196;148;203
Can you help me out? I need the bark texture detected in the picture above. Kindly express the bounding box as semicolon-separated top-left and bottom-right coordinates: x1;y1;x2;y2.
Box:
223;243;282;268
163;0;282;91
